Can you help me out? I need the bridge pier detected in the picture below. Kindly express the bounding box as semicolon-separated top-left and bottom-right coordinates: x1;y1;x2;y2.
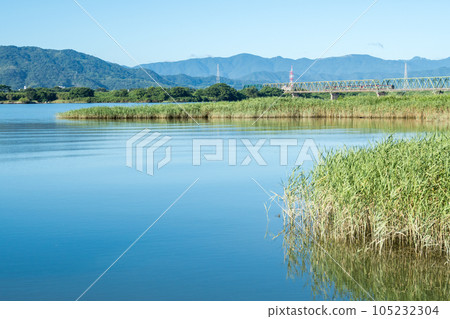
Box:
330;92;339;100
376;91;387;97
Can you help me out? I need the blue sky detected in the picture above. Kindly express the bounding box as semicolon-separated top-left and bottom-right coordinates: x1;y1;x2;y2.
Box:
1;0;449;66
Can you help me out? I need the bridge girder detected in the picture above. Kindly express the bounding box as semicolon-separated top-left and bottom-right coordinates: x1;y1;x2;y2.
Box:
263;76;450;93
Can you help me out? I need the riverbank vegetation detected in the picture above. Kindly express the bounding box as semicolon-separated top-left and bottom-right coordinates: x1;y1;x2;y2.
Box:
0;83;283;104
280;133;449;257
57;94;450;120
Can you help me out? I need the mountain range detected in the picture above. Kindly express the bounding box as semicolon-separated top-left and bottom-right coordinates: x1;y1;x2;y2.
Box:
0;46;172;90
142;53;450;83
1;46;449;90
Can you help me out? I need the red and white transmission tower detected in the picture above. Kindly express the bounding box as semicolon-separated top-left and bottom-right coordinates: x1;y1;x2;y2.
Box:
289;65;294;89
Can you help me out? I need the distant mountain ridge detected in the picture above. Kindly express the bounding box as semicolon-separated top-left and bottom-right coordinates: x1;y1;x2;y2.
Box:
141;53;450;83
1;46;449;90
0;46;174;90
0;45;246;90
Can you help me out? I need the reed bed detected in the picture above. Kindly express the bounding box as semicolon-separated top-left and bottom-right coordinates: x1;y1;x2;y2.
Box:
281;133;450;256
57;94;450;120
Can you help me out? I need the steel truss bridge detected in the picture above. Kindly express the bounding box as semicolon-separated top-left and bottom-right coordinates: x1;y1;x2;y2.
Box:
262;76;450;98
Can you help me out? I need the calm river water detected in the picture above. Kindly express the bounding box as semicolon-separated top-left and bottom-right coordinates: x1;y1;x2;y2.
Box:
0;103;446;300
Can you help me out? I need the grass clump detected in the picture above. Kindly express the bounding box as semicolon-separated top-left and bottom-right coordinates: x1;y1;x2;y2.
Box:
57;94;450;120
281;133;450;256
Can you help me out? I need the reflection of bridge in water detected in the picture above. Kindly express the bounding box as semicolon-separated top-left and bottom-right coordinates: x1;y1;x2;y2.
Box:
262;76;450;99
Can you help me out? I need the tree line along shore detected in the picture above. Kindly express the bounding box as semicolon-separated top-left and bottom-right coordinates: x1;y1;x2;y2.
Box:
0;83;282;104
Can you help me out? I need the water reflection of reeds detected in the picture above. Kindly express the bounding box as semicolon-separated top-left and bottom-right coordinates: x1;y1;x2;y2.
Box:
57;117;450;132
281;222;449;300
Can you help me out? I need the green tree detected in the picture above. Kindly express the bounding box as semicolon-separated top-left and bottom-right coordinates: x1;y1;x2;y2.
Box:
169;86;193;98
204;83;242;101
129;88;146;101
19;97;31;104
146;87;168;102
112;89;129;97
56;92;70;101
24;88;38;101
0;84;11;92
7;93;21;101
35;88;57;102
193;88;207;101
69;87;95;99
239;86;259;98
259;86;283;97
